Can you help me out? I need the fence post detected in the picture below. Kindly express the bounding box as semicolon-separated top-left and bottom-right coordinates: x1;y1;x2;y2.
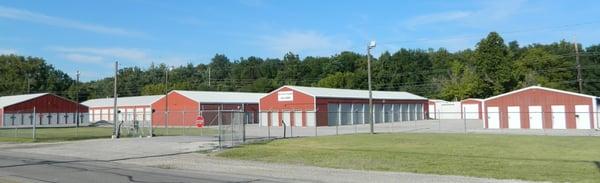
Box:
32;107;36;141
242;112;246;143
182;111;186;136
218;108;222;149
231;112;234;147
463;107;467;134
267;115;271;140
336;120;339;136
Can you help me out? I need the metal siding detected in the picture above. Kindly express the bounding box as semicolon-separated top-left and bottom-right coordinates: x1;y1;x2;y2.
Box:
484;88;593;129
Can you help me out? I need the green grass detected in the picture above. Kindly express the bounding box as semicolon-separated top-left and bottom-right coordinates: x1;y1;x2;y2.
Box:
152;127;217;136
218;133;600;182
0;127;113;143
0;126;217;143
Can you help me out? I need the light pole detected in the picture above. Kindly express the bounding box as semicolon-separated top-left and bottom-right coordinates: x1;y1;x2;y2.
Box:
75;70;80;128
113;61;118;138
164;66;174;134
367;41;376;134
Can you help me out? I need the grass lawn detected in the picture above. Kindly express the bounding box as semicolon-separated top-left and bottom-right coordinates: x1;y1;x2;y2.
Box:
0;127;113;142
0;126;217;143
218;133;600;182
152;127;217;136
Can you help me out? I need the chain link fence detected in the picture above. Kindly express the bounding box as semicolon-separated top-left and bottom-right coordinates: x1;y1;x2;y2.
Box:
4;107;599;145
0;108;98;142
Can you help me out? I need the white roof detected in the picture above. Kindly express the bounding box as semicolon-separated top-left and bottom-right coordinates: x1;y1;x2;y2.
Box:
0;93;48;108
484;86;597;101
281;85;427;100
82;95;163;108
173;90;265;104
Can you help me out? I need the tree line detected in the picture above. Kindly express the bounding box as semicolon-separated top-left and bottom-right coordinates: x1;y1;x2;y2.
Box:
2;32;600;102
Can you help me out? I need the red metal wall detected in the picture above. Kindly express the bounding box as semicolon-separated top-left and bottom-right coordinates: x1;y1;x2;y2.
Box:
260;87;429;126
461;99;483;119
259;87;315;126
259;87;315;111
152;92;261;126
4;94;88;113
151;92;199;126
484;88;594;129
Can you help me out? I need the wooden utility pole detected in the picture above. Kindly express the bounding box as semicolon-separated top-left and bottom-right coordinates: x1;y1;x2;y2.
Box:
574;39;583;93
113;61;118;138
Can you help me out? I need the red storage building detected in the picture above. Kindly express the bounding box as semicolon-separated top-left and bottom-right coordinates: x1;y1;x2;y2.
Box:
0;93;88;127
461;98;483;120
259;86;429;127
151;90;264;126
483;86;598;129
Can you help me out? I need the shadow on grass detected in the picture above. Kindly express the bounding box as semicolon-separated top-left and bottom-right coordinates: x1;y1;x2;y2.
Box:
595;161;600;173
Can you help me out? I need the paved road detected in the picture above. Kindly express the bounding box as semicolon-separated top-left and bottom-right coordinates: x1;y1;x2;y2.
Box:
0;151;288;183
0;137;532;183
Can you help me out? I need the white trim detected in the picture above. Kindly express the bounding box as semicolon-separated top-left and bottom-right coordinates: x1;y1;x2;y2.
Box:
484;86;597;101
265;86;316;98
593;98;598;129
460;98;484;102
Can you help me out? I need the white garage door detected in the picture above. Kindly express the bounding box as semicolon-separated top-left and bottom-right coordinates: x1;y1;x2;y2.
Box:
428;104;435;119
282;111;291;127
507;106;521;129
260;112;268;126
306;111;316;127
551;105;566;129
463;104;479;119
575;105;591;129
294;111;303;127
270;112;279;127
528;106;543;129
487;107;500;129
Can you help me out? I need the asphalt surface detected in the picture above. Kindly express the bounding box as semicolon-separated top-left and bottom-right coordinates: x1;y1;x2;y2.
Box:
0;136;535;183
0;151;287;183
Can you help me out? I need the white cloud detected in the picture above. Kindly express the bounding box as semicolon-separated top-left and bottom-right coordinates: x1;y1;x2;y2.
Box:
0;48;18;55
0;6;145;37
50;46;193;70
261;31;352;56
63;53;105;64
404;0;527;29
405;11;472;29
51;47;149;62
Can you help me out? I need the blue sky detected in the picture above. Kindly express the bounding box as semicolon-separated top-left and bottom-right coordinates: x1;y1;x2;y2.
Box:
1;0;599;81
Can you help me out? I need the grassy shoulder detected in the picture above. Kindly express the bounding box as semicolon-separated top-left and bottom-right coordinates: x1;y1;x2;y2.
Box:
217;133;600;182
0;126;217;143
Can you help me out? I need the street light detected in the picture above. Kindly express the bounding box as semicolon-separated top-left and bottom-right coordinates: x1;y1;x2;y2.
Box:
164;66;174;134
367;41;376;134
75;70;80;128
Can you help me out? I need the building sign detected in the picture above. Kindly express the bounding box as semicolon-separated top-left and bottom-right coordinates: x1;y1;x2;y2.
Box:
278;91;294;101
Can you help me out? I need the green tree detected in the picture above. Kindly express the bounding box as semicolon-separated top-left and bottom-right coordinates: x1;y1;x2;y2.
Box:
474;32;516;96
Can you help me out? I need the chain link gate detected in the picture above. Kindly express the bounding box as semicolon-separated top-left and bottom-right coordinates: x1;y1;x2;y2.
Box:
217;111;245;148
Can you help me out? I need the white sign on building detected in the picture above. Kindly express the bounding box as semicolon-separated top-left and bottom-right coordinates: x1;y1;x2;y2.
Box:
277;91;294;101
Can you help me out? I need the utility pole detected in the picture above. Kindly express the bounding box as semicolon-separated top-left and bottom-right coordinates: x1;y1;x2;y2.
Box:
76;70;80;128
208;66;211;87
164;66;173;134
367;41;376;134
27;77;30;94
113;61;118;138
574;38;583;93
